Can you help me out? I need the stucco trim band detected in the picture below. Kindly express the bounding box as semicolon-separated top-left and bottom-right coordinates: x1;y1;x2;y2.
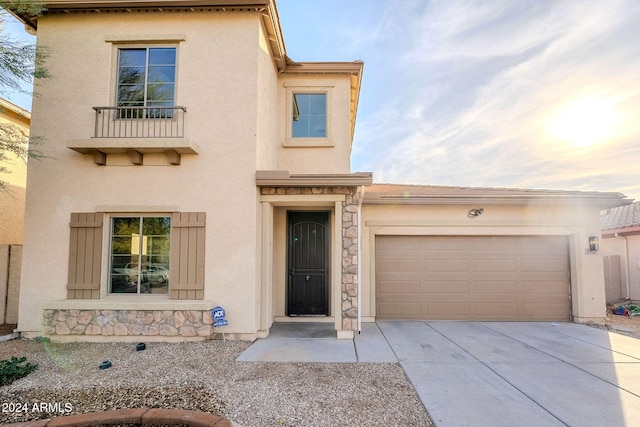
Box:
256;170;372;187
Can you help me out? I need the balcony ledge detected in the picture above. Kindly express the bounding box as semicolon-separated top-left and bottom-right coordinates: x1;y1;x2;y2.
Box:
67;138;199;165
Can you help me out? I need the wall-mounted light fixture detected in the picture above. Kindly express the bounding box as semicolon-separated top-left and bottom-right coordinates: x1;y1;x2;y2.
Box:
468;208;484;218
587;236;599;254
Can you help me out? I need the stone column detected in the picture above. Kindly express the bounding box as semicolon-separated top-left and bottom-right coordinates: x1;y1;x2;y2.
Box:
341;190;359;331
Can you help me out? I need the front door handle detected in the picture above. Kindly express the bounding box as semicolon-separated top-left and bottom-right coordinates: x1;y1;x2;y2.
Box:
306;275;310;281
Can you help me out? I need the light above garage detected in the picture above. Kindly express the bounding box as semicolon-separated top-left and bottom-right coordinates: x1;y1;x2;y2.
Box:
468;208;484;218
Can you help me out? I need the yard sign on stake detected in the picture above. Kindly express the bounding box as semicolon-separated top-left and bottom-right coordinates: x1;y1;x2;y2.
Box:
211;306;228;341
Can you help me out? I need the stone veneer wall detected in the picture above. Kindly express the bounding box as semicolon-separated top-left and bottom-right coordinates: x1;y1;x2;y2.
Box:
43;309;214;338
260;185;360;332
341;190;359;331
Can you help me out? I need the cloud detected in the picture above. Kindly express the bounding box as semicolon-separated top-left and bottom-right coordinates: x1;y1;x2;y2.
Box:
350;0;640;199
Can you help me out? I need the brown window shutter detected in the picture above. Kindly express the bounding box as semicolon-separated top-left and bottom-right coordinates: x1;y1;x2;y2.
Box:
170;212;206;300
67;213;103;299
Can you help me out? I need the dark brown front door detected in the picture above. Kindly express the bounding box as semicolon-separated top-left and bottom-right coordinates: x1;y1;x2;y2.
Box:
287;211;329;315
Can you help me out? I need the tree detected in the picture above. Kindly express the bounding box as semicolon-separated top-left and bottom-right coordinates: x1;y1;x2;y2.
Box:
0;0;47;192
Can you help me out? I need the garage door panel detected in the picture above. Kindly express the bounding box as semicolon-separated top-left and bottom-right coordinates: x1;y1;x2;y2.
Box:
520;280;569;294
475;280;517;294
473;273;519;283
426;302;471;317
377;236;421;250
521;236;567;251
520;302;568;318
377;302;422;318
425;281;469;294
420;236;469;250
471;236;518;250
377;280;420;294
376;235;570;321
520;292;569;304
472;259;517;272
425;272;469;281
376;250;423;260
423;294;472;304
475;303;519;316
378;293;421;303
522;259;567;272
426;259;468;272
377;259;421;273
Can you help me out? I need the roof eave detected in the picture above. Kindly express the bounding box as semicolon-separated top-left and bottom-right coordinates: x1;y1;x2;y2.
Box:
602;225;640;237
364;193;632;207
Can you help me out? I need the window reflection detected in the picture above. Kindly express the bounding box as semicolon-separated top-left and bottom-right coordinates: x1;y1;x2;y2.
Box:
117;47;176;118
110;216;170;295
292;93;326;138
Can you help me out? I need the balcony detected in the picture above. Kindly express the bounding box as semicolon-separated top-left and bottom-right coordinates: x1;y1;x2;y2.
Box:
93;106;186;139
67;106;199;166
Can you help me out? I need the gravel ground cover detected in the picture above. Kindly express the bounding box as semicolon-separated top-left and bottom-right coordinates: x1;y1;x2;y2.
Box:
603;311;640;339
0;339;433;426
1;314;637;426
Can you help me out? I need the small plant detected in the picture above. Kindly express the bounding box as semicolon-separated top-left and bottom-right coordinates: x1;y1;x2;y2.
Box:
0;356;38;386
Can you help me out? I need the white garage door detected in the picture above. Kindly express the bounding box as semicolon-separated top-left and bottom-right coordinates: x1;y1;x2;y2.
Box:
376;236;571;321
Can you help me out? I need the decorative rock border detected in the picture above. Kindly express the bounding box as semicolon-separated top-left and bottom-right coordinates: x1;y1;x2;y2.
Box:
2;408;235;426
42;309;214;338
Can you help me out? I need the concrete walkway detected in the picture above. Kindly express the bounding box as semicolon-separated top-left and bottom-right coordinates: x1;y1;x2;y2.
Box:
238;321;640;426
236;322;396;363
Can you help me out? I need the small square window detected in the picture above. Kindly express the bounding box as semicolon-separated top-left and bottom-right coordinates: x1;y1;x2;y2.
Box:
292;93;326;138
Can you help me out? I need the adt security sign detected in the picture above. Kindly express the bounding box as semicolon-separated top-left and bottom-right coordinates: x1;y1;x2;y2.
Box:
211;306;228;327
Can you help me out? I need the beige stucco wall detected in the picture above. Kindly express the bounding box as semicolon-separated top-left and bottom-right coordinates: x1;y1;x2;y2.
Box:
20;8;359;339
0;108;28;245
19;10;275;338
601;235;640;301
360;201;608;323
276;75;353;174
255;20;279;171
627;235;640;300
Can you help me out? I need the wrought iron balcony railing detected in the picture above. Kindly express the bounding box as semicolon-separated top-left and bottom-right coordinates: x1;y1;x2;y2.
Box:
93;106;186;138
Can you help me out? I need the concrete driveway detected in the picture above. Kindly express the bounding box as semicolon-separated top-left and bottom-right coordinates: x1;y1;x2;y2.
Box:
379;321;640;427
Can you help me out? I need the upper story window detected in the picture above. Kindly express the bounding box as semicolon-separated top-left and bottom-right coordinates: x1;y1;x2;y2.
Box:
292;93;326;138
117;47;176;111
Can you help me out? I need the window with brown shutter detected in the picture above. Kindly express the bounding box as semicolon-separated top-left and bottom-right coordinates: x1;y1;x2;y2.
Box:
170;212;206;300
68;211;205;300
109;216;171;295
67;213;103;299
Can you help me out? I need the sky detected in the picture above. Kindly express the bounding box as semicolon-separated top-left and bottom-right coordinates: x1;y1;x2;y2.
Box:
3;1;640;200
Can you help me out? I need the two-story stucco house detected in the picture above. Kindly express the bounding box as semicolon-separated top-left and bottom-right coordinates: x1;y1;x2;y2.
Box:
12;0;630;342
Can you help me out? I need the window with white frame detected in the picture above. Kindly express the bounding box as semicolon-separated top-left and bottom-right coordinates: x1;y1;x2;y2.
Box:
117;47;176;117
109;216;171;295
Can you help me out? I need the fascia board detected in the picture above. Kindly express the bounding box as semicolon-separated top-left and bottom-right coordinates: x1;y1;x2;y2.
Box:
364;193;632;208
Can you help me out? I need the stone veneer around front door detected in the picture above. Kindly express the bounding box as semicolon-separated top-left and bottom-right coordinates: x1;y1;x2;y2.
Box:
259;185;361;338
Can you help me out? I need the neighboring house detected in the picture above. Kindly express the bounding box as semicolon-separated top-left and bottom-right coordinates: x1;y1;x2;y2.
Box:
12;1;630;342
601;202;640;303
0;97;29;325
0;97;29;245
